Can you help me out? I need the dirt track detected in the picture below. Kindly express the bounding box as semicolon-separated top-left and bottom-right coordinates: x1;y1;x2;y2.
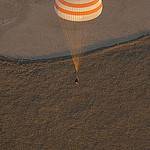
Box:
0;36;150;150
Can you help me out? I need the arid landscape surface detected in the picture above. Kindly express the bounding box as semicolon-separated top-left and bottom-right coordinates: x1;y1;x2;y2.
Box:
0;36;150;150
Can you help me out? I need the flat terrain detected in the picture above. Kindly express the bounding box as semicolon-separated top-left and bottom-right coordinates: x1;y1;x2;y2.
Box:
0;0;150;58
0;36;150;150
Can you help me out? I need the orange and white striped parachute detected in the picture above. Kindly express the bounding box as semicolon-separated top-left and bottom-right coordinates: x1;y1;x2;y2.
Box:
54;0;103;22
54;0;103;74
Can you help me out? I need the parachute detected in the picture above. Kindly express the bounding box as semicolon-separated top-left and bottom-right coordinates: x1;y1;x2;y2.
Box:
54;0;103;82
54;0;103;22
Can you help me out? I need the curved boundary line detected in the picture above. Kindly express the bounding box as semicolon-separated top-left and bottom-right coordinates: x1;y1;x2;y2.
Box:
0;34;149;64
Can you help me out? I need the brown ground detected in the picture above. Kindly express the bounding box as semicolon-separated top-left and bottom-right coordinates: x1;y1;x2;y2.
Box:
0;36;150;150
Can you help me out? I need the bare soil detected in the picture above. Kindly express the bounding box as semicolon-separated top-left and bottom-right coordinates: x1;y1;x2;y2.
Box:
0;36;150;150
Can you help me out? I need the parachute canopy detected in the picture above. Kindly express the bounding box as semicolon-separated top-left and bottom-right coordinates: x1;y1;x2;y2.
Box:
54;0;103;22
